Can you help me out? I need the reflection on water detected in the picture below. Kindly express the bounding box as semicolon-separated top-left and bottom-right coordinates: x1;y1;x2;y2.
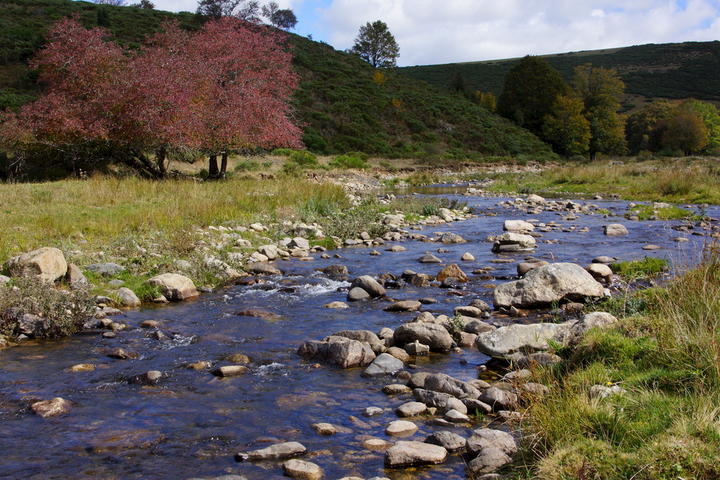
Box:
0;193;716;479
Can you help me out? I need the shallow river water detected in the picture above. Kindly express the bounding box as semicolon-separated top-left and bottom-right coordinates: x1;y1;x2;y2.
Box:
1;191;717;480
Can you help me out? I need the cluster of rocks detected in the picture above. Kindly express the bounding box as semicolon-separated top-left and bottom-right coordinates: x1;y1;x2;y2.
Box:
498;194;602;217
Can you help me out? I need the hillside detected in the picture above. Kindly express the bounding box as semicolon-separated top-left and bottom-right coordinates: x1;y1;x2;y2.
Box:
0;0;550;159
401;41;720;109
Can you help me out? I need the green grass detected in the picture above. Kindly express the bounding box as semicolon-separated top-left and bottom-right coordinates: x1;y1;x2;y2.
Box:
628;203;694;220
0;0;551;161
611;257;670;280
517;250;720;480
487;158;720;204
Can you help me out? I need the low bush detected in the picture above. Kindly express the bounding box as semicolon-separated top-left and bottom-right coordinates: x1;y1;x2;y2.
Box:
611;257;669;280
328;153;370;169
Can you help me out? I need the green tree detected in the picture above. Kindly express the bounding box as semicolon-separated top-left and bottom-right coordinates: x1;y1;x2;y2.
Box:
498;56;569;138
350;20;399;68
449;71;467;94
677;99;720;153
661;110;709;155
572;65;627;157
625;100;673;154
542;95;590;156
262;1;298;30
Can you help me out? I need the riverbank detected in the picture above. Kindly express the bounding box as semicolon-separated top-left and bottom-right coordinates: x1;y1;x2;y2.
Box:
515;248;720;479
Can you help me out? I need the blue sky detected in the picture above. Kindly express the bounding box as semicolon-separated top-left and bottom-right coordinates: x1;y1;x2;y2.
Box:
150;0;720;66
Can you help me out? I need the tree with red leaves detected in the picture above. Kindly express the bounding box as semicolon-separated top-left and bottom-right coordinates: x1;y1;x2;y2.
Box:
0;17;301;178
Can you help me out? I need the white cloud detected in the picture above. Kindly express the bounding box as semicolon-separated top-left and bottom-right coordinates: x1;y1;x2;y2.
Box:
318;0;720;65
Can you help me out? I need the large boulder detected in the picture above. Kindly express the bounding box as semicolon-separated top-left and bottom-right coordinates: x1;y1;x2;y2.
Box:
393;323;453;352
604;224;629;236
475;322;571;357
493;263;605;309
423;373;481;399
147;273;198;301
329;330;384;354
503;220;534;233
350;275;386;298
363;353;404;377
385;441;448;467
466;429;517;475
298;336;376;368
6;247;67;283
491;233;536;253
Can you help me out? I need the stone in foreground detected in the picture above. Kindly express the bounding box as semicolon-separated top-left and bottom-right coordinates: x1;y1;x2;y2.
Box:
493;263;605;309
475;322;571;357
147;273;198;301
6;247;67;283
282;459;323;480
385;441;448;467
236;441;306;462
31;397;72;418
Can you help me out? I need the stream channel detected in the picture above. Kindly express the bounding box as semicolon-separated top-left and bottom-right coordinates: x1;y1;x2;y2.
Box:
1;188;717;480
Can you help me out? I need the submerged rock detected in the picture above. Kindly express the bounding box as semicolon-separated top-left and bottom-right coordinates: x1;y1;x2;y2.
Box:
236;441;307;462
31;397;71;418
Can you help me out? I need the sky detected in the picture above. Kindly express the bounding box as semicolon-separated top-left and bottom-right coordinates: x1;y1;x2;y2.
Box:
152;0;720;66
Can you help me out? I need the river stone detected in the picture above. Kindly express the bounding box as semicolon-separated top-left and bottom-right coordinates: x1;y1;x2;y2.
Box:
347;287;370;302
491;233;536;253
298;336;376;368
7;247;67;283
117;287;141;308
478;387;518;411
350;275;386;298
467;428;517;456
385;300;422;312
324;301;348;309
363;437;392;451
213;365;249;377
414;389;468;414
394;323;453;352
565;312;618;346
147;273;198;301
461;252;475;261
586;263;613;281
404;340;430;356
383;383;412;395
592;256;617;264
426;431;467;451
86;262;125;277
467;447;512;475
493;263;605;308
463;398;493;414
454;306;484;318
236;441;307;462
385;420;418;436
445;409;470;423
475;322;570;357
65;263;88;287
363;353;404;377
437;264;468;283
397;401;428;417
246;263;282;275
527;194;545;203
31;397;71;418
439;232;466;244
419;253;443;264
604;223;629;236
385;441;448;467
504;220;535;232
388;245;407;252
386;347;410;363
329;330;384;353
424;373;481;399
464;320;495;335
70;363;95;372
517;260;549;276
282;459;323;480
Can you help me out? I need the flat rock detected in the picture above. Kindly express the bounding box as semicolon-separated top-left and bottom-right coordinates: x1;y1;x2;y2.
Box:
363;353;404;377
236;441;307;462
324;301;348;309
246;263;282;275
384;300;422;312
419;254;442;264
504;220;534;232
282;459;323;480
425;431;467;451
396;401;427;417
475;322;571;357
385;420;418;436
383;383;412;395
213;365;249;377
385;441;448;467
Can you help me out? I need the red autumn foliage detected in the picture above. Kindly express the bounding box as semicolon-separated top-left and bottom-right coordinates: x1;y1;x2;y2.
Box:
0;17;302;178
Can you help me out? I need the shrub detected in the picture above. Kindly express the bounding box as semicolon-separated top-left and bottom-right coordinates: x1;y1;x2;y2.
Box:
234;159;261;172
328;153;370;169
288;150;318;166
0;278;95;339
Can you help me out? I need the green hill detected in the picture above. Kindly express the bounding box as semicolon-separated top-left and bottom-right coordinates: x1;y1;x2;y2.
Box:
400;42;720;109
0;0;550;160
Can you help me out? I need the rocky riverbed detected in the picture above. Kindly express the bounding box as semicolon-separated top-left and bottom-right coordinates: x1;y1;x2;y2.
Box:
0;188;718;480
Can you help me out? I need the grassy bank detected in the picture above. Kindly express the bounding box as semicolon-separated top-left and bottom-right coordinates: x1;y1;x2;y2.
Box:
0;175;451;297
486;158;720;204
518;248;720;479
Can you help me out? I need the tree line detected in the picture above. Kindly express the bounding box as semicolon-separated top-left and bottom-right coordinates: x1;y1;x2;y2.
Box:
493;55;720;158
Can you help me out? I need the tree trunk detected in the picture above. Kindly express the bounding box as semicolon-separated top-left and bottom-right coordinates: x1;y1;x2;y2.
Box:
156;146;167;177
220;151;228;178
208;154;219;178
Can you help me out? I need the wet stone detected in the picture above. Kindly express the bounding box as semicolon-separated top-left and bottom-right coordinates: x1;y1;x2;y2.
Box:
426;431;467;451
213;365;249;377
383;384;412;395
311;423;337;436
236;441;307;462
396;401;427;417
386;420;418;436
282;459;323;480
31;397;72;418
